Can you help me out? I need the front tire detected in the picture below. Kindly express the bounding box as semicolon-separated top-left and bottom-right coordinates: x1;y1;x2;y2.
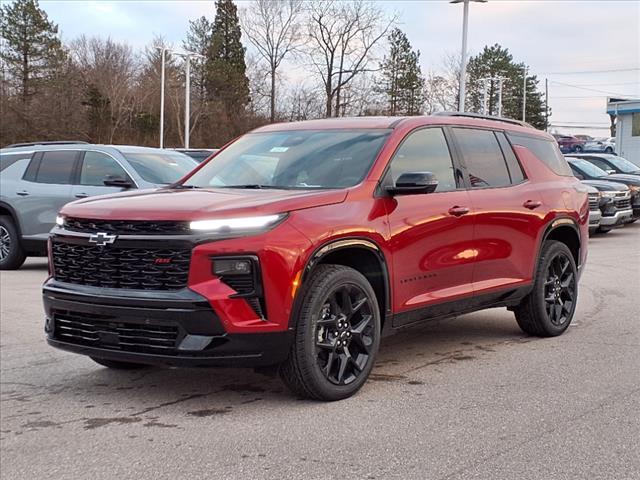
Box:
514;240;578;337
574;145;583;153
90;357;150;370
0;216;26;270
279;265;381;401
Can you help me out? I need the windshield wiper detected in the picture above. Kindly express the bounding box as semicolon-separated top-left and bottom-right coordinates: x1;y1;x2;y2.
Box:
223;184;281;189
171;184;200;189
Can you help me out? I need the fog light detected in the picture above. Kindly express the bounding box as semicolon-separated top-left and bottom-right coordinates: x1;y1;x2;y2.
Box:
213;258;253;276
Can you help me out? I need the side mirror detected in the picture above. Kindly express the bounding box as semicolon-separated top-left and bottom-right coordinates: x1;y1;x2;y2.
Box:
574;173;584;180
103;175;134;189
606;169;616;175
386;172;438;196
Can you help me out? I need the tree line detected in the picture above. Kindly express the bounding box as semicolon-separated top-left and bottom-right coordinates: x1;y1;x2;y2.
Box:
0;0;548;148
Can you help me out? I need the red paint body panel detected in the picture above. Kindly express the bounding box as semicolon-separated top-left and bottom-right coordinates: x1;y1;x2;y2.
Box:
57;115;588;336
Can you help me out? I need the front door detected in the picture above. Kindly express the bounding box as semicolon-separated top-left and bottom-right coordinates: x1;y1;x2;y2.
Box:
384;127;475;327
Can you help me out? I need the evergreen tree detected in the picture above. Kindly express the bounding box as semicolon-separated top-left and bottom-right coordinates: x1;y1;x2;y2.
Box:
205;0;249;119
183;16;213;99
0;0;65;127
466;44;547;129
378;28;425;116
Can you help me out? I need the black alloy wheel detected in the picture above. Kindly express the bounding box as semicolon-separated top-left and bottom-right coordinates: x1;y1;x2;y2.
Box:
315;284;375;386
514;240;578;337
543;252;576;327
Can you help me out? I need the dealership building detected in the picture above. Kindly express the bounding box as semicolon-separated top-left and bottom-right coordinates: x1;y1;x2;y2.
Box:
607;97;640;163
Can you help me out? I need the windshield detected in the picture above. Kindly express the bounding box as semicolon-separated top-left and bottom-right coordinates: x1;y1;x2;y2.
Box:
183;129;391;189
606;156;640;173
571;159;609;178
122;151;197;184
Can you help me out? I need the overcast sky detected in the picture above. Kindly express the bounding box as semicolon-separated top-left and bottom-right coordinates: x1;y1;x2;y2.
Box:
40;0;640;136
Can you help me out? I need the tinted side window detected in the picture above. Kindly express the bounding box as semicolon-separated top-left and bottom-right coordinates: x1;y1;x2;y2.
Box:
508;133;573;176
453;128;511;188
80;152;129;186
388;128;458;192
583;157;610;171
0;152;32;172
32;151;77;184
496;132;526;183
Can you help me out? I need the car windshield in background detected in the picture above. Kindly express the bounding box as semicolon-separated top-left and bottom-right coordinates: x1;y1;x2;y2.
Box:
122;151;197;184
183;129;391;189
607;156;640;173
571;159;609;178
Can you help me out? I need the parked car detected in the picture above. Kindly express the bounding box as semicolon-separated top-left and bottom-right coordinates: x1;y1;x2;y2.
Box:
44;113;588;401
574;135;593;142
581;180;633;233
584;185;602;235
553;134;585;153
0;142;198;269
567;153;640;176
172;148;219;163
583;137;615;154
566;157;640;221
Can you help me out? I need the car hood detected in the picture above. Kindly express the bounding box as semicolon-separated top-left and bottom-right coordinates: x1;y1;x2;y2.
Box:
582;179;629;191
606;174;640;185
61;187;348;221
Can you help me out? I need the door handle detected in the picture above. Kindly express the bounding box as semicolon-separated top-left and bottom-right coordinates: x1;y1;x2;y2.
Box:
16;190;29;196
448;206;470;217
75;193;89;199
523;199;542;210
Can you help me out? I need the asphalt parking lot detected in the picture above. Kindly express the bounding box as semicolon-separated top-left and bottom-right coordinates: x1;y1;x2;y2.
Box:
1;224;639;480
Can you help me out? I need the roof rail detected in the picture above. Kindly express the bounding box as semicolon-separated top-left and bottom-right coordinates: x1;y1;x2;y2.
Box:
4;140;89;148
432;111;534;129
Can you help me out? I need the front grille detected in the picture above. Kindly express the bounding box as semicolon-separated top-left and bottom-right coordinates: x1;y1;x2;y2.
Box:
52;241;191;290
588;194;599;211
65;217;190;235
53;310;180;354
615;198;631;210
220;275;256;295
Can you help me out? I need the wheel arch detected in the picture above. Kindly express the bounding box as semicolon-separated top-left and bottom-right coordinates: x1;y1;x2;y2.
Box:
0;201;21;237
299;238;391;327
540;218;581;268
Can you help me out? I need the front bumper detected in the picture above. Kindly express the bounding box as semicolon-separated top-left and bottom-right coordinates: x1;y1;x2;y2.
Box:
43;280;292;367
599;208;633;227
588;209;602;232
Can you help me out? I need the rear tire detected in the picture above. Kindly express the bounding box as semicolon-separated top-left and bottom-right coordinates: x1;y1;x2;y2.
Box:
574;145;583;153
0;216;26;270
605;147;614;154
514;240;578;337
90;357;150;370
279;265;381;401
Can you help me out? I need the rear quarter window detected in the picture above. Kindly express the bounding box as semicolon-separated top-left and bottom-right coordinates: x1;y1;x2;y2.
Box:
507;133;573;176
0;152;32;172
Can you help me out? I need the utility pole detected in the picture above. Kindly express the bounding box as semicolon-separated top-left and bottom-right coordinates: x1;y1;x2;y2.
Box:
159;47;166;149
545;78;549;132
482;78;489;115
522;66;527;122
497;77;504;117
184;55;191;149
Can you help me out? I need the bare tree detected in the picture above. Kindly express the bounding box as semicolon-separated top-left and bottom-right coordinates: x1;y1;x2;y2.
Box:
306;0;395;117
423;53;461;114
241;0;303;122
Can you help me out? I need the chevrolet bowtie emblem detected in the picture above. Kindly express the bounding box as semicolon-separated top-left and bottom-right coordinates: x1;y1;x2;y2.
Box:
88;232;117;247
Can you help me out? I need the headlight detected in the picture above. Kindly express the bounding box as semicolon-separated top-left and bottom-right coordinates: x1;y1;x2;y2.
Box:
189;213;286;232
600;191;616;198
55;215;65;227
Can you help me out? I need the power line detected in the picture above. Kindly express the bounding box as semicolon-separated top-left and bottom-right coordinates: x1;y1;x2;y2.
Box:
548;80;638;97
541;67;640;75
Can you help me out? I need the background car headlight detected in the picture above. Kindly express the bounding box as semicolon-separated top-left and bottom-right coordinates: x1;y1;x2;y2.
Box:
190;214;286;232
55;215;65;227
600;191;616;198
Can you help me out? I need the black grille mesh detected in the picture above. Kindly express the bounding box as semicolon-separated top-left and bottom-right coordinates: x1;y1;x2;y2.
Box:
65;217;191;235
53;310;180;354
615;198;631;210
52;241;191;290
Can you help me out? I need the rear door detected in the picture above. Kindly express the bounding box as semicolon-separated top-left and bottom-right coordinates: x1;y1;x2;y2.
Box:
384;127;475;327
451;128;546;293
14;150;80;238
71;151;136;199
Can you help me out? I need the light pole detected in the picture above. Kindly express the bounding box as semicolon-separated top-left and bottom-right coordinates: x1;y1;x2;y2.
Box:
451;0;487;112
157;48;205;149
522;66;527;121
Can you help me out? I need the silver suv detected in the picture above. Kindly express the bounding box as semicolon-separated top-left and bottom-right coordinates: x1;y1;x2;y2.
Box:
0;142;197;269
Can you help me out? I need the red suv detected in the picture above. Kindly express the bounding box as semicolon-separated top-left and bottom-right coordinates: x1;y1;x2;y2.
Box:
45;113;588;401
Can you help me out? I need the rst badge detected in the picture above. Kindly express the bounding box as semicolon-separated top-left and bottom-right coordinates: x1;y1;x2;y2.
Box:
88;232;117;247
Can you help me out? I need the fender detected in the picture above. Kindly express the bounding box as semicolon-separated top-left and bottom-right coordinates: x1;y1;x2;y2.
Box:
289;237;392;329
536;216;582;271
0;201;22;237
